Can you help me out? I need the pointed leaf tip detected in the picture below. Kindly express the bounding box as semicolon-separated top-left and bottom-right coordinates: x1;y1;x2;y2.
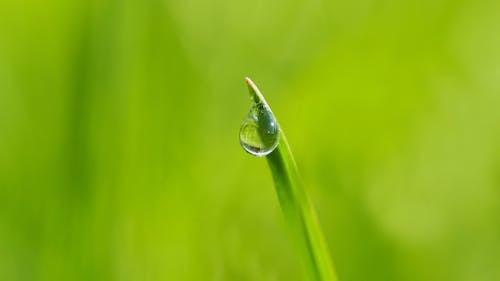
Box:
244;77;268;107
245;77;253;86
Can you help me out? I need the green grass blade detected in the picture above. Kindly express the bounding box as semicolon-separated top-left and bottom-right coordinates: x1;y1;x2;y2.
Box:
244;78;339;281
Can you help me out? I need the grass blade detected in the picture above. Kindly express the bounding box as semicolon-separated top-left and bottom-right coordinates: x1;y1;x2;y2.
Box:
244;78;339;281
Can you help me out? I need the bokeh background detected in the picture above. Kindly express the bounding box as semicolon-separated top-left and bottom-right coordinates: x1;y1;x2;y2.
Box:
1;0;500;280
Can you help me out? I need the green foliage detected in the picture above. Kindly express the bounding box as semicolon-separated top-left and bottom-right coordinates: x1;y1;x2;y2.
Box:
1;0;500;280
245;79;338;281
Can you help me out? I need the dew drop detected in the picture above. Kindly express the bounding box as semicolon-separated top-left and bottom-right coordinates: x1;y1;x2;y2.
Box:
239;102;279;157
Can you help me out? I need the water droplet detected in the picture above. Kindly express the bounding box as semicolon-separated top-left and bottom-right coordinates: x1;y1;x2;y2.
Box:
239;102;279;157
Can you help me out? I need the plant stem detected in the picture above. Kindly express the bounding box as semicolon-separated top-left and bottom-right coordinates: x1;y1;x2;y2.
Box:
245;78;339;281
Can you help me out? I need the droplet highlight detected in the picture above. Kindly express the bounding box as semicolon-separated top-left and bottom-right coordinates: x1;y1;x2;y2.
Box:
239;102;279;157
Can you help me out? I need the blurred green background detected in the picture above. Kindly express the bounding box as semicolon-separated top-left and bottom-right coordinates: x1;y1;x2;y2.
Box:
1;0;500;280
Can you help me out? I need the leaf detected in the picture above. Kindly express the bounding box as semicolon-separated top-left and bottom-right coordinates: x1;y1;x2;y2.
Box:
244;78;339;281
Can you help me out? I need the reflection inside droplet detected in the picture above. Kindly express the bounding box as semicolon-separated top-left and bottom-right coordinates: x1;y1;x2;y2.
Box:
239;102;279;157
